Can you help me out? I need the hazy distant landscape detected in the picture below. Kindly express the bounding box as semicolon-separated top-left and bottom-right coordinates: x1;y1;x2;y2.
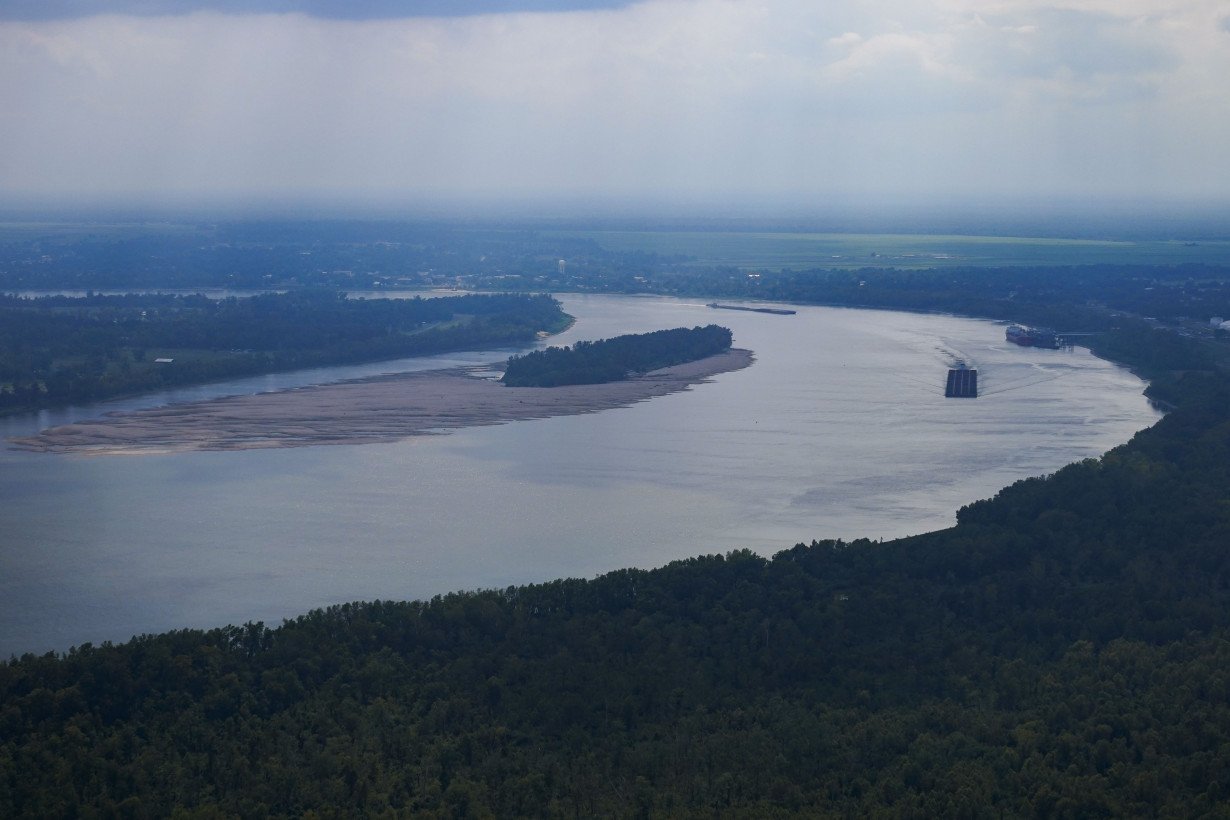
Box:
5;0;1230;814
544;229;1230;269
3;216;1228;815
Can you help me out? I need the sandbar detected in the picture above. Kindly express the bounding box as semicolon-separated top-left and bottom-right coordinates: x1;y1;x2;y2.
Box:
11;349;754;455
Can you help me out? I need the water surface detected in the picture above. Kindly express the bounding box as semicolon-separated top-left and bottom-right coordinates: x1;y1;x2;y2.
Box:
0;295;1160;655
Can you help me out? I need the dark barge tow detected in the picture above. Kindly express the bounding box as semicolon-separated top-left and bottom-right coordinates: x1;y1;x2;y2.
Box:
945;363;978;398
707;302;797;316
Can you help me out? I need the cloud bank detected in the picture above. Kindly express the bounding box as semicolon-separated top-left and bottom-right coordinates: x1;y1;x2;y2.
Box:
0;1;637;21
1;0;1227;210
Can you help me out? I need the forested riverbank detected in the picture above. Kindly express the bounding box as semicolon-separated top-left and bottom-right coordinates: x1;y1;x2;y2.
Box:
1;365;1228;816
2;276;1228;814
0;291;568;414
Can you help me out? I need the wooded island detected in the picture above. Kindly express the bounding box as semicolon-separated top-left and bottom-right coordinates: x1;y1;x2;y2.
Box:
500;324;733;387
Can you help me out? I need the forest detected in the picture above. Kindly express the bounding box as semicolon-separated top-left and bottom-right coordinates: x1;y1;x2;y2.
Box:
0;291;567;413
501;325;732;387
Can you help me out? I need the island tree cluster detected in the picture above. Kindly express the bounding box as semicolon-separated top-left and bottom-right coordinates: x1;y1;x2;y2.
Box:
501;324;732;387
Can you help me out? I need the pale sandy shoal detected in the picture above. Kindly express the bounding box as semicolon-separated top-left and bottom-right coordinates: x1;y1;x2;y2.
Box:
11;349;754;456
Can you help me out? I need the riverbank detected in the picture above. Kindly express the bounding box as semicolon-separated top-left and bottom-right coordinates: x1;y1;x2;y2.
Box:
10;349;754;455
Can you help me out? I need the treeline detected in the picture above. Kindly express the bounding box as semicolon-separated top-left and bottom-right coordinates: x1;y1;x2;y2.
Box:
3;355;1230;815
0;221;680;291
0;291;567;413
7;223;1230;330
470;259;1230;380
501;324;732;387
475;258;1230;327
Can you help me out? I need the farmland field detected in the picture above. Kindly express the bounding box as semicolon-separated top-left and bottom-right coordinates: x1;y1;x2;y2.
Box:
546;230;1230;270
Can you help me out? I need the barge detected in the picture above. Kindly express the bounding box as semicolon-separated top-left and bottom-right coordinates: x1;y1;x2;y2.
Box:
1006;325;1059;349
945;364;978;398
707;302;797;316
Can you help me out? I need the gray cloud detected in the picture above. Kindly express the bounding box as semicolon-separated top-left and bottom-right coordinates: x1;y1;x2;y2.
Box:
1220;16;1230;34
0;0;635;21
0;0;1226;207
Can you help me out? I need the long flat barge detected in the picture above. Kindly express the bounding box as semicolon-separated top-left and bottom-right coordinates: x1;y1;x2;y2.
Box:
945;367;978;398
707;302;797;316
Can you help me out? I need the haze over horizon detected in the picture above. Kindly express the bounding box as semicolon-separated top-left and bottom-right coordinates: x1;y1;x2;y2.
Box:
2;0;1229;219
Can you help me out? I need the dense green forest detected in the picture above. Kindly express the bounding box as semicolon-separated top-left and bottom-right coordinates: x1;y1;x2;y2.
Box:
2;366;1229;816
501;325;732;387
0;291;567;413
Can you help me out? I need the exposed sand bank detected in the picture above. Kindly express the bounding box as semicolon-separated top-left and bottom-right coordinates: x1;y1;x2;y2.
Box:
11;349;753;455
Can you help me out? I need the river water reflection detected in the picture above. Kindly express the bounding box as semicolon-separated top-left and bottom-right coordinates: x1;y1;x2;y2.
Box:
0;294;1161;654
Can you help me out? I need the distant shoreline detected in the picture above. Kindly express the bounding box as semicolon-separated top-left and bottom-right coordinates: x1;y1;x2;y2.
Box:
11;349;754;456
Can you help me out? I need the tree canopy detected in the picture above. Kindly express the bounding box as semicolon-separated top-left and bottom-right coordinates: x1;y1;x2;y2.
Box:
0;291;568;413
501;325;732;387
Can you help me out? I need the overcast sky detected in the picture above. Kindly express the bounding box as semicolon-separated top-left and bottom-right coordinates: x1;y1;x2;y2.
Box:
2;0;1228;214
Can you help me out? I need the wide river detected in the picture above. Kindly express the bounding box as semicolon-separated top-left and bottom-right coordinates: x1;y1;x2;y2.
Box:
1;294;1160;655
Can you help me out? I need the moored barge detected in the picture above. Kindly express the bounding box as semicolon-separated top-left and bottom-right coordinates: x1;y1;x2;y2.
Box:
1006;325;1059;349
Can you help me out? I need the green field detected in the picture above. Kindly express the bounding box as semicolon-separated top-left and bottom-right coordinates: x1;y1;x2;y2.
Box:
6;220;1228;273
548;230;1230;269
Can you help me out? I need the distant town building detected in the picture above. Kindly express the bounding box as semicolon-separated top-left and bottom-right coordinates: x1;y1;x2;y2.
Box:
558;259;566;275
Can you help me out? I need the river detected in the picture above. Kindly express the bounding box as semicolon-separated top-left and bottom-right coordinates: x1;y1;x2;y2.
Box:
0;294;1161;655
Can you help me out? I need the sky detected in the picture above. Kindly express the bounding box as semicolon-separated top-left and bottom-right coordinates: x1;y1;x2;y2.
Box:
1;0;1229;216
